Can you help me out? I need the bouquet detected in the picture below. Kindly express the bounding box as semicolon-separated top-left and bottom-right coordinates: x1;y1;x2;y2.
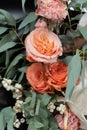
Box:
0;0;87;130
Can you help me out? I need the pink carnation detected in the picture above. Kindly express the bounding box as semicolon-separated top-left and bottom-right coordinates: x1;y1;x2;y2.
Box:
55;109;80;130
36;0;68;21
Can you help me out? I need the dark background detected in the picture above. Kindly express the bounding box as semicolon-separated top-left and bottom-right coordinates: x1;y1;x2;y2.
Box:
0;0;35;18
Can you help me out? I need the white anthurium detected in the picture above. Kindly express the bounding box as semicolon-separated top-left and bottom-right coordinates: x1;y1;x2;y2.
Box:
78;12;87;27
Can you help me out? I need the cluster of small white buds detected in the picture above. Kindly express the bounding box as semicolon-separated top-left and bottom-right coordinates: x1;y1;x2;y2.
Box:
13;118;25;128
56;104;66;114
2;78;13;91
1;77;26;129
47;102;56;112
13;100;23;113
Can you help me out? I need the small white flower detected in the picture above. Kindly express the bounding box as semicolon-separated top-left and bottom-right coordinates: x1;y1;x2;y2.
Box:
13;106;22;113
13;119;21;128
56;104;66;114
49;108;54;113
15;83;23;89
47;102;55;112
20;118;25;123
3;78;12;85
13;92;22;99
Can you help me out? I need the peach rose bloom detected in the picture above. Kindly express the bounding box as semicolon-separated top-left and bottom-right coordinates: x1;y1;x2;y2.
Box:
26;63;54;94
45;62;68;91
55;109;80;130
25;28;63;63
36;0;68;21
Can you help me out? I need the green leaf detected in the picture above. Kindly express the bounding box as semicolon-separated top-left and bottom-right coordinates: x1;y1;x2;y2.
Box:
22;0;27;13
18;12;37;29
0;9;16;26
75;0;87;4
18;66;26;72
49;115;59;130
78;26;87;41
18;71;25;83
65;50;81;100
30;92;36;108
63;56;73;65
0;42;17;53
0;14;5;22
0;113;6;130
28;119;44;130
5;51;9;67
6;54;24;75
28;123;36;130
42;94;51;106
81;60;85;88
35;99;40;115
0;27;7;34
34;120;44;128
7;116;15;130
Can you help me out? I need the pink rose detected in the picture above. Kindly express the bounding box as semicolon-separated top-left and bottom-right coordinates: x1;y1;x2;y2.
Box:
36;0;68;21
25;28;62;63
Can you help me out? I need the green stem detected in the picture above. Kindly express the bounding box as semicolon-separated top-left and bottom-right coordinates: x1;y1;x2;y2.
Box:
66;2;72;30
12;27;24;45
67;10;72;30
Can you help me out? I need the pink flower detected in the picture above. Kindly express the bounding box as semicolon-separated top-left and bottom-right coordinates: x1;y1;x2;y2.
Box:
36;0;68;21
35;19;47;28
25;28;62;63
55;109;80;130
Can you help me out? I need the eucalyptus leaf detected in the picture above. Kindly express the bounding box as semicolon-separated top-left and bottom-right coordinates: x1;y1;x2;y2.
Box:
18;71;25;83
18;12;37;29
0;41;17;53
1;107;15;123
42;94;51;106
0;14;5;23
0;113;6;130
0;27;7;34
7;116;15;130
78;26;87;41
28;119;44;130
35;99;40;115
22;0;27;13
6;54;24;75
18;66;26;72
5;51;9;67
30;92;36;108
75;0;87;4
65;50;81;100
0;9;16;26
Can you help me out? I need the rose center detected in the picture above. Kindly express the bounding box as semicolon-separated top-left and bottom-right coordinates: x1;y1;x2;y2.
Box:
33;33;55;55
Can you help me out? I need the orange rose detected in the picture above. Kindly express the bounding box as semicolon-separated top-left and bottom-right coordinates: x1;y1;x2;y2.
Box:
45;62;68;91
26;63;54;94
25;28;63;63
36;0;68;21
